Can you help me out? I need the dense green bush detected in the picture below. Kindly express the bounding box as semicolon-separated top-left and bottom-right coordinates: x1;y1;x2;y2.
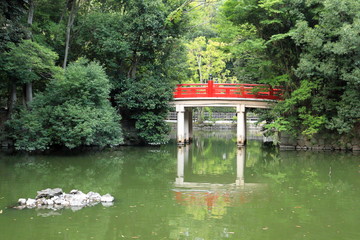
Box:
115;75;173;145
7;59;123;151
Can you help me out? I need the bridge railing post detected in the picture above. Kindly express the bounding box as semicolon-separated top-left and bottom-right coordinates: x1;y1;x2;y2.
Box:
269;85;274;98
208;80;214;97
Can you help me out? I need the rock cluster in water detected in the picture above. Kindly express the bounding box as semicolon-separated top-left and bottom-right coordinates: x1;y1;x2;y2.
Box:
14;188;114;211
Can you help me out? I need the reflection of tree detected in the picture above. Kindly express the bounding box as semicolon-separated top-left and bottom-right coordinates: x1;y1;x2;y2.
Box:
120;145;176;187
188;130;237;182
3;151;125;199
246;150;360;239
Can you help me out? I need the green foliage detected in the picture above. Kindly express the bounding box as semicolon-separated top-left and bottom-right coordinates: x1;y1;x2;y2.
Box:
3;40;60;84
74;11;131;77
7;107;52;151
116;76;173;112
115;75;173;144
135;112;170;145
0;0;28;49
7;60;123;151
0;0;190;148
222;0;360;138
265;80;326;137
291;0;360;134
186;36;233;83
71;0;187;145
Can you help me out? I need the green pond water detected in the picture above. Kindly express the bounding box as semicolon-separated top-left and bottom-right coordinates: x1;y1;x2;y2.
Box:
0;130;359;240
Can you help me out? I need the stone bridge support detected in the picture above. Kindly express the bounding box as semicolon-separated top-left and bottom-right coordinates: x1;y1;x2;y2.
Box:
176;104;247;146
176;105;192;145
174;99;272;146
236;104;246;146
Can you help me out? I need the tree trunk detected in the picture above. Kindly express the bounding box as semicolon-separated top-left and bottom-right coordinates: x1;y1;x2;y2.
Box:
8;82;17;114
22;86;27;107
25;0;35;106
63;0;78;69
59;0;70;23
127;52;139;79
25;83;33;104
26;0;35;39
196;54;202;83
27;0;35;25
197;107;204;124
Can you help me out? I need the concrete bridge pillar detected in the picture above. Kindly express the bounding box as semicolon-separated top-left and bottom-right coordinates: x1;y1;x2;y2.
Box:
237;104;247;146
177;105;193;145
176;105;185;145
236;147;246;186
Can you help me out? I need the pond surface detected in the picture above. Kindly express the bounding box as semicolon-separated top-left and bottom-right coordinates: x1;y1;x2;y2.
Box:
0;130;359;240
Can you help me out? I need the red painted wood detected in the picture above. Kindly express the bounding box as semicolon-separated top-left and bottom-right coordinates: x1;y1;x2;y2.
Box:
174;80;283;100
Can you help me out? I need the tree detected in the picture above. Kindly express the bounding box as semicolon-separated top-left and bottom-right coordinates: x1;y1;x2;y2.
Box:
115;74;173;145
73;0;188;145
3;40;59;112
0;0;28;111
6;59;123;151
63;0;82;68
291;0;360;134
186;36;232;83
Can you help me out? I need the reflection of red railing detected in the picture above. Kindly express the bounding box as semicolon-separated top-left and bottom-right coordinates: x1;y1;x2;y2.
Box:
174;80;283;100
174;190;248;210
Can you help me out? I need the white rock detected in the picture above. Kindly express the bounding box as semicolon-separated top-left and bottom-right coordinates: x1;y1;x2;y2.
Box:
64;193;88;206
60;200;70;206
87;192;101;202
101;202;114;207
54;198;63;205
52;196;59;201
16;189;114;210
100;194;114;202
18;198;27;205
26;198;36;206
36;198;47;206
36;188;63;199
70;189;84;195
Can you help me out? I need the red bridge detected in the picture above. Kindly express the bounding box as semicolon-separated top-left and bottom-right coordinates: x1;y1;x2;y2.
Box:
174;80;283;100
171;80;284;146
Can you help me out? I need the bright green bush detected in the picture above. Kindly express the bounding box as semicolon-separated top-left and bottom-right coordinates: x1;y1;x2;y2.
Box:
7;59;123;151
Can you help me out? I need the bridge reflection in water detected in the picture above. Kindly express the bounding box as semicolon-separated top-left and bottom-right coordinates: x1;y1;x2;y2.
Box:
173;144;266;218
175;145;246;187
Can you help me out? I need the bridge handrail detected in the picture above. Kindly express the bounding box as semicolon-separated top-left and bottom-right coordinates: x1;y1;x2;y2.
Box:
174;80;284;100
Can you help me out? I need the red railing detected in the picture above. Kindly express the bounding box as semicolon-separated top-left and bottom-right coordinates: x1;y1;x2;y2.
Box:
174;80;283;100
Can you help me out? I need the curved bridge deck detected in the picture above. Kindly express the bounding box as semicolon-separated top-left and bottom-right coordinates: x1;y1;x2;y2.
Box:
171;97;275;109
